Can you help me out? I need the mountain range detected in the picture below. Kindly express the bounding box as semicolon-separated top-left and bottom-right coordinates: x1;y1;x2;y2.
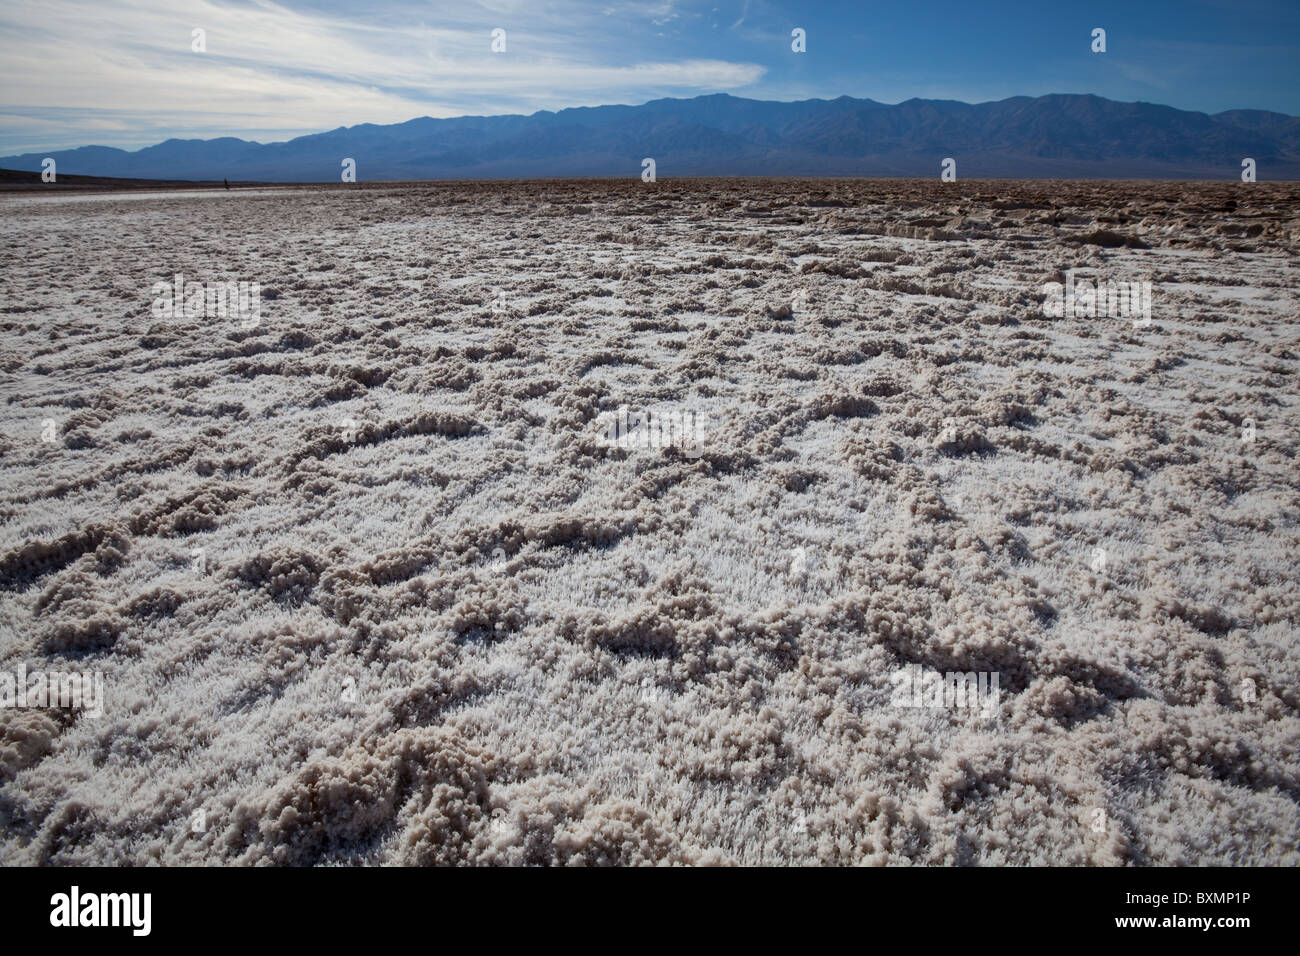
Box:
6;92;1300;181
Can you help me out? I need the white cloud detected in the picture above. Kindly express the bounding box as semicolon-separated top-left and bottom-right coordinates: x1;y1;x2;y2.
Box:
0;0;765;150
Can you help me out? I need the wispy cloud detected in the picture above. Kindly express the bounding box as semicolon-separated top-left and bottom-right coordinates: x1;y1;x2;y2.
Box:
0;0;765;150
1;0;1295;153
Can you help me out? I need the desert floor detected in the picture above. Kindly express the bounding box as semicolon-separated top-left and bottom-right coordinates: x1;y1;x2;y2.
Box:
1;178;1297;864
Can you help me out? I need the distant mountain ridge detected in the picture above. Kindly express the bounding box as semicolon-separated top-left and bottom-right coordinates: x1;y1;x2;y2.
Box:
6;92;1299;181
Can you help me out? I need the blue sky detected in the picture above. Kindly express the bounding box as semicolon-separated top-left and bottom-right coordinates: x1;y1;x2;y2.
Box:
2;0;1298;153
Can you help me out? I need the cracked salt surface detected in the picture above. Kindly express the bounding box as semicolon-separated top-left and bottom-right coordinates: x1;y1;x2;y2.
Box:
0;177;1297;865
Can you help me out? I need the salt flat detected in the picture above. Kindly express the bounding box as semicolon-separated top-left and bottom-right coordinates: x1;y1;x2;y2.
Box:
0;178;1297;864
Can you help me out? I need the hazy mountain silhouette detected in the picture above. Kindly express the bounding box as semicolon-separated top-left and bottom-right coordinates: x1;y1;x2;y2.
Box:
5;93;1297;181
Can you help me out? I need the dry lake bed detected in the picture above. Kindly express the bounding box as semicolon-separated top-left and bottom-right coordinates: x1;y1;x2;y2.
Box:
0;178;1297;864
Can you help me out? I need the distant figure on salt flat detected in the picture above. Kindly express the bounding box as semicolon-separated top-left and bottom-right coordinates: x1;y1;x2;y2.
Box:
224;178;230;190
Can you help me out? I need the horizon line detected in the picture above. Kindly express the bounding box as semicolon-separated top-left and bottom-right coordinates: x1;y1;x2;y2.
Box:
6;90;1298;158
